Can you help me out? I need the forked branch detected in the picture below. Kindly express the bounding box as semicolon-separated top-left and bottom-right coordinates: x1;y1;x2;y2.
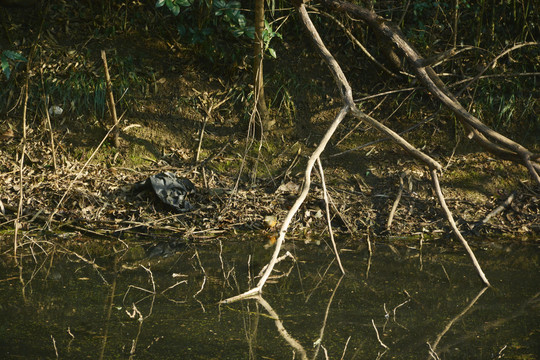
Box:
222;0;493;303
319;0;540;184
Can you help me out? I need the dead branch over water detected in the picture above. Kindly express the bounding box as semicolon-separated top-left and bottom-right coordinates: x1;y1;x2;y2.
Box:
224;0;532;302
319;0;540;184
1;0;537;310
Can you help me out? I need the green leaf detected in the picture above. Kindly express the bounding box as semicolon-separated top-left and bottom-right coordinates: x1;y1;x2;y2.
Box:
177;24;187;36
155;0;165;7
1;54;11;79
244;26;255;39
236;15;246;27
3;50;27;62
268;48;276;58
214;0;226;9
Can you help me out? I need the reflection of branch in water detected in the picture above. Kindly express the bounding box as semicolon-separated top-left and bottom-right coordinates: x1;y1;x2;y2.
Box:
316;157;345;274
161;274;188;304
218;240;234;289
255;295;309;360
341;336;352;359
313;275;345;359
241;301;260;360
257;251;296;279
436;291;539;355
392;295;411;330
193;247;207;312
99;256;118;360
193;247;207;297
229;274;346;359
427;286;489;359
305;258;335;303
122;265;157;359
372;319;390;350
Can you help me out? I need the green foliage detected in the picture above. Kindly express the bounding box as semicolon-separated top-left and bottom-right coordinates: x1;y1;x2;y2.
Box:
0;50;27;80
156;0;255;62
38;51;147;119
473;77;539;135
262;19;282;59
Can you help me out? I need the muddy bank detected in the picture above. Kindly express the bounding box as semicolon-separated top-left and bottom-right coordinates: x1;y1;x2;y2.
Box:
0;135;538;245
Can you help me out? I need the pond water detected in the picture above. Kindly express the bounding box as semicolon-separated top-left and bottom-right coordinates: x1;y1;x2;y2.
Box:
0;236;538;359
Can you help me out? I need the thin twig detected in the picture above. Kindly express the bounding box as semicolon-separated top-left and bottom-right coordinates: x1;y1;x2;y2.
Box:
472;191;516;232
14;56;30;261
371;319;389;350
317;158;345;274
101;50;120;147
40;65;57;172
47;123;118;227
430;170;490;286
309;6;396;77
387;173;405;230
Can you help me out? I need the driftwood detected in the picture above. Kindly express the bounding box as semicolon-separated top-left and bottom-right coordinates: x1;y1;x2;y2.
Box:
222;0;526;302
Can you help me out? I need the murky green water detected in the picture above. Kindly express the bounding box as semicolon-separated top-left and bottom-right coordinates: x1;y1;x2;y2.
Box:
0;237;538;359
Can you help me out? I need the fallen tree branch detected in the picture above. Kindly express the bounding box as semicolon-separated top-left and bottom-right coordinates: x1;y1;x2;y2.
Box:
318;0;540;184
317;157;345;274
224;0;495;302
430;169;490;286
221;105;350;303
309;6;396;77
472;192;516;232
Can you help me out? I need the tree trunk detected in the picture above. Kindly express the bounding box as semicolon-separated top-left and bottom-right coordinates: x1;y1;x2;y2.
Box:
254;0;270;129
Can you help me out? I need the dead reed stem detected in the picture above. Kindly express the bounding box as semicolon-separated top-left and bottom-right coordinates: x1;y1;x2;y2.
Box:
101;50;120;147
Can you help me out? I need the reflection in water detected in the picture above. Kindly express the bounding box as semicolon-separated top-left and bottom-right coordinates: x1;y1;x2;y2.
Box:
428;286;489;359
256;295;308;360
0;238;538;359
